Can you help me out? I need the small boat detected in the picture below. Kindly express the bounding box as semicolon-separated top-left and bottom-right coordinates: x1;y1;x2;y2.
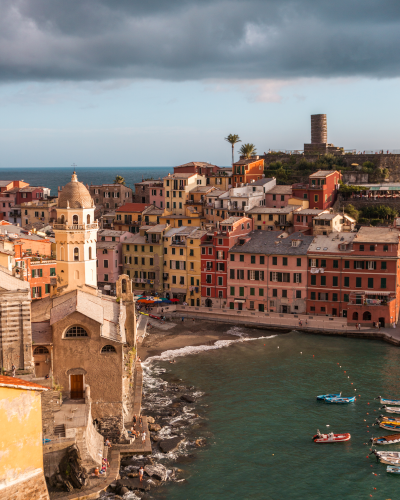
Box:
373;418;400;427
313;430;351;443
371;451;400;460
370;434;400;445
316;393;341;400
377;414;400;423
325;396;355;404
378;423;400;433
387;466;400;474
380;406;400;414
376;396;400;406
380;458;400;466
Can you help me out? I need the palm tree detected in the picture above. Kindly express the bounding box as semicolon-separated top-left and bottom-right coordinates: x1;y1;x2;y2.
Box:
113;175;126;186
239;143;257;159
225;134;241;165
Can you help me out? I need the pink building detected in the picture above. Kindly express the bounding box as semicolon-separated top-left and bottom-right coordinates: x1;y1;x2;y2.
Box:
133;180;164;208
97;229;130;295
148;187;164;209
265;185;292;208
227;231;313;313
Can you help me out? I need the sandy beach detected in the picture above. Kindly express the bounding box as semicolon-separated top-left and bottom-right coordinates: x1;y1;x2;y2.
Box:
138;318;244;360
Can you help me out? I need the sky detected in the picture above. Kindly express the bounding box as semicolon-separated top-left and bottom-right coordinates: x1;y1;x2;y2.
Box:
1;0;400;168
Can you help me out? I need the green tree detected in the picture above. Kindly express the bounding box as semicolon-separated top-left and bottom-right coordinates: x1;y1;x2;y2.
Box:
239;143;257;159
344;204;359;221
224;134;241;165
113;175;126;186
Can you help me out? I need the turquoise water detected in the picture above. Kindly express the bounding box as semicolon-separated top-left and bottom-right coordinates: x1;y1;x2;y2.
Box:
153;332;400;500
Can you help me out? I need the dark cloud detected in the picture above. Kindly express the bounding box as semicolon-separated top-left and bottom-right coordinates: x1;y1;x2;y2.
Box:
1;0;400;83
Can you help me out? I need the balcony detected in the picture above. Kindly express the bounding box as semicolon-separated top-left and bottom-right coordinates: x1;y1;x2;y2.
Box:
348;292;395;306
172;240;185;246
53;222;98;231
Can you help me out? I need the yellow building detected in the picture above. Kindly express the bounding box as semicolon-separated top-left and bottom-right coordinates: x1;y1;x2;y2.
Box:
159;211;206;228
245;205;302;232
114;203;152;233
163;173;206;216
163;226;206;302
142;206;163;226
20;200;58;228
207;169;232;190
0;376;49;500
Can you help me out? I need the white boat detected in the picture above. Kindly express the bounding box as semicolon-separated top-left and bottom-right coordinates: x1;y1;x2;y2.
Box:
387;466;400;474
376;396;400;406
380;405;400;414
372;451;400;459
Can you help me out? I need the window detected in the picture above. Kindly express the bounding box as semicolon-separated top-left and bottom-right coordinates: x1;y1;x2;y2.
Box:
318;293;328;300
344;277;349;287
297;258;301;267
101;345;116;353
296;290;301;299
333;260;338;269
314;194;318;202
251;256;256;264
240;255;244;262
180;249;183;256
311;275;316;285
272;257;277;265
332;293;338;302
344;260;350;269
384;245;388;252
321;259;326;268
294;273;301;283
356;277;362;288
260;256;265;265
239;287;244;296
259;288;264;296
359;245;364;251
104;260;109;268
320;276;326;286
33;346;49;354
370;245;375;251
272;289;277;297
150;258;154;266
65;326;88;337
258;304;265;312
45;284;50;294
310;292;316;300
230;286;235;295
230;269;235;279
381;261;387;270
381;278;387;289
282;290;287;298
172;248;176;255
332;276;338;287
230;254;235;261
74;247;79;261
104;274;108;281
368;278;374;288
282;257;287;266
218;277;223;286
343;294;349;303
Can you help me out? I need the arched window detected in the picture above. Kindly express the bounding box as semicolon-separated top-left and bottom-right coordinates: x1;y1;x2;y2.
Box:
65;326;88;338
87;214;90;224
101;345;116;353
73;215;78;224
74;247;79;261
363;311;371;321
60;214;65;224
34;346;49;354
352;312;358;321
89;247;92;259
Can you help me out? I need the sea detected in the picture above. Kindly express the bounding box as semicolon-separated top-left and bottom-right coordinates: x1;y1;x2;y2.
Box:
0;167;173;196
143;330;400;500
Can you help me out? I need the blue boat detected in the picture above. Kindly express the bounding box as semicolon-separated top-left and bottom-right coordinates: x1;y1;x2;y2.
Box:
387;466;400;474
316;393;341;400
325;396;356;404
376;396;400;406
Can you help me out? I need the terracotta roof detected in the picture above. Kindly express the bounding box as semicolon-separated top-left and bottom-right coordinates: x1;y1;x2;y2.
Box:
309;170;339;178
58;172;93;209
116;203;151;213
0;375;48;391
266;185;293;195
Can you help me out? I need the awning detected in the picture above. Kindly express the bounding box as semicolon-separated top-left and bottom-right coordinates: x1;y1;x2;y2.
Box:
234;299;246;303
364;291;391;296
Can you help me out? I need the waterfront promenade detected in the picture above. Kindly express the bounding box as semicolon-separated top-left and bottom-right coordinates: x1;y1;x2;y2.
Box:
157;304;400;346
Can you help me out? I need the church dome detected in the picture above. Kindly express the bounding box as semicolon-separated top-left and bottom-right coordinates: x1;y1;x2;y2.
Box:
58;172;93;209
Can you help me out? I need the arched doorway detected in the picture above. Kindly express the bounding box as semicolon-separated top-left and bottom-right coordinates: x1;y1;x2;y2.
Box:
33;346;50;377
205;299;213;308
352;312;358;321
363;311;371;321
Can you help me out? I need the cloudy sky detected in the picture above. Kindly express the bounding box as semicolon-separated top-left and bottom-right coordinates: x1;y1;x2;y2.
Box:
1;0;400;167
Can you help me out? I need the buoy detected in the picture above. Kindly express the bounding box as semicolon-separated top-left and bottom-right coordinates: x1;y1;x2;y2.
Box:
264;344;266;346
348;376;350;378
373;488;376;490
326;425;330;427
300;352;302;354
351;383;353;384
313;355;314;357
364;419;366;421
368;402;370;405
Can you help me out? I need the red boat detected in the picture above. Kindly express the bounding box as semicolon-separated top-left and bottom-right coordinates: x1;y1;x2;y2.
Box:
313;430;351;443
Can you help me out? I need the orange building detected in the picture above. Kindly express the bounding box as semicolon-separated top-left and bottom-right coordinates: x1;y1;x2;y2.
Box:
232;158;265;187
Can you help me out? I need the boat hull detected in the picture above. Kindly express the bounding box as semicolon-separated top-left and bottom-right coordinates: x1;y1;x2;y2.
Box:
387;466;400;474
380;423;400;433
325;397;355;404
316;393;341;400
379;398;400;406
313;433;351;443
371;434;400;445
381;406;400;414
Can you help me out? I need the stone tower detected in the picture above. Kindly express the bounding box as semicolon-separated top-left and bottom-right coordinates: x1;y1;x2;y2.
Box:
311;114;327;144
54;171;98;294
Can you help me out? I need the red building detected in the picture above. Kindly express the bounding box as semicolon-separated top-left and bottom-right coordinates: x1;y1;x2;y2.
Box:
292;170;342;210
173;162;219;176
201;216;253;307
306;227;400;327
14;243;57;300
232;158;264;187
15;186;48;205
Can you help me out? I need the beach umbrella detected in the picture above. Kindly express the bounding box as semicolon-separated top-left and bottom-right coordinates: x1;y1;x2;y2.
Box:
160;298;169;301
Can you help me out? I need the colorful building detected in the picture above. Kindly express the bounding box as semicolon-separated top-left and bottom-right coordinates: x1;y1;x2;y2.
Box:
228;231;313;313
245;206;302;232
312;212;356;235
0;375;49;500
293;208;327;234
133;180;164;207
232;158;265;187
96;229;130;295
85;183;133;211
306;227;400;326
114;203;152;233
265;185;293;208
20;200;57;229
173;162;219;176
201;217;253;308
292;170;342;210
163;173;206;216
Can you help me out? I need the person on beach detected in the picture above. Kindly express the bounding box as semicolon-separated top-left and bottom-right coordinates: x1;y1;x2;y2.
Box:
139;466;144;482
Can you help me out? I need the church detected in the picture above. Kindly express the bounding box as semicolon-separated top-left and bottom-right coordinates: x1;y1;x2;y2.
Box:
31;172;137;441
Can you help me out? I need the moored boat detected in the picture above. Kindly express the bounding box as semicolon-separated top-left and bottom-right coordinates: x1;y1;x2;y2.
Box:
380;406;400;414
380;458;400;465
376;396;400;406
371;450;400;459
387;466;400;474
313;430;351;443
378;423;400;433
377;415;400;423
325;396;355;404
316;393;341;400
370;435;400;445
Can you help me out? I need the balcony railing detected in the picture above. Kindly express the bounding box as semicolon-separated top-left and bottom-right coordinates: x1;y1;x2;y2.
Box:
172;240;185;245
53;222;98;230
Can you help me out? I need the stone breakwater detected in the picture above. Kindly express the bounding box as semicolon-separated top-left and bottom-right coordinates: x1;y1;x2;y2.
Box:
105;363;209;499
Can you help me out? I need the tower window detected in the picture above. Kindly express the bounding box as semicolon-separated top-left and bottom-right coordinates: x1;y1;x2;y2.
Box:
33;346;49;354
87;214;90;224
74;247;79;261
73;215;78;224
101;345;116;353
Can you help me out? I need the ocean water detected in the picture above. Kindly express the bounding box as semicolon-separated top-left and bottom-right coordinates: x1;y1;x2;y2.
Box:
147;330;400;500
0;166;172;196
